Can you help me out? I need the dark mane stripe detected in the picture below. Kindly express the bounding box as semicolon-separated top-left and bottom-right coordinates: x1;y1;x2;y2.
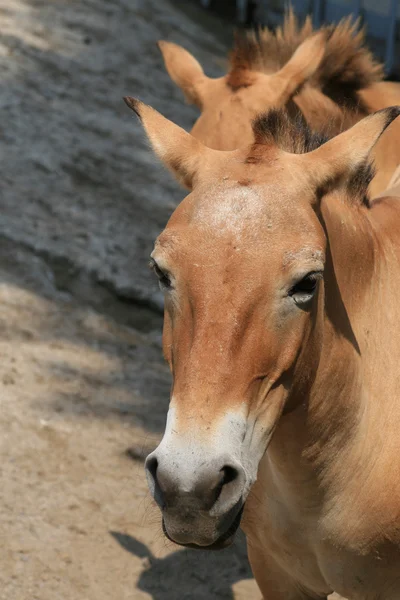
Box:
229;9;383;110
252;108;329;153
252;108;374;206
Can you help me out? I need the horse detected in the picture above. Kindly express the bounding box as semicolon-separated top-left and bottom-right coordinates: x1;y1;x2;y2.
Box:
124;95;400;599
158;11;400;198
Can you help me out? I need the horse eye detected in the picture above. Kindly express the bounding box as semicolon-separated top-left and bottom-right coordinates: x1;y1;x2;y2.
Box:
288;272;322;307
149;259;172;291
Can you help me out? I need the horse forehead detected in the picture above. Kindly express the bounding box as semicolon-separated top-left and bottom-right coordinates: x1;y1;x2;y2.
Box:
188;182;315;237
159;186;321;270
192;185;271;232
206;73;273;104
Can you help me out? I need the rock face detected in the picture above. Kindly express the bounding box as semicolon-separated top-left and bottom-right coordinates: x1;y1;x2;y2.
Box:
0;0;227;315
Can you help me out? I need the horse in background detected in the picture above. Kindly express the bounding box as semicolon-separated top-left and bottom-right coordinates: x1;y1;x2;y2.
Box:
158;11;400;197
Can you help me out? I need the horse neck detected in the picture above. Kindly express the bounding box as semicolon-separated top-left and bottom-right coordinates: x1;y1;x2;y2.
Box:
294;86;362;134
266;192;400;512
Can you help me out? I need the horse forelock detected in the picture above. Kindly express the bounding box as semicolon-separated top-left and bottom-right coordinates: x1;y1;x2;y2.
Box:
252;108;329;153
251;108;375;205
228;9;383;108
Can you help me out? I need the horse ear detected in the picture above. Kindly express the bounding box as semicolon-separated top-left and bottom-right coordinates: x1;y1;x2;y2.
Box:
301;107;400;195
124;97;214;189
272;32;327;103
158;41;207;107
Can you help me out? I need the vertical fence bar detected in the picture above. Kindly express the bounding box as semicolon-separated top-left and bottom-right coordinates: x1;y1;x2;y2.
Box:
313;0;324;28
385;0;397;75
353;0;362;20
237;0;248;23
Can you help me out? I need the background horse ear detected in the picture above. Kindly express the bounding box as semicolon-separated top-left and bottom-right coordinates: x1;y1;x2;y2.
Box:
124;97;219;189
272;32;327;104
300;107;400;200
158;41;208;107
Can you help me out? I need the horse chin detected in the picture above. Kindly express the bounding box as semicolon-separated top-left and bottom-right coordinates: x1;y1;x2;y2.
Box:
162;504;244;552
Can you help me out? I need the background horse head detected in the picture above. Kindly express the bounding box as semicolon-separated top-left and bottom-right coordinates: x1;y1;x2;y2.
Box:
158;11;400;197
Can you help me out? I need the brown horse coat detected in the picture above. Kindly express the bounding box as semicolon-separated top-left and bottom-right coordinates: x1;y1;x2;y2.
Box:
125;94;400;599
158;12;400;198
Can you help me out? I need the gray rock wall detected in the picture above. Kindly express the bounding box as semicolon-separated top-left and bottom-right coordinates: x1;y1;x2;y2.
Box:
0;0;229;317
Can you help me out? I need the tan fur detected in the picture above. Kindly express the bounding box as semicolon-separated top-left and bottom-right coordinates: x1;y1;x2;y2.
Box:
123;96;227;188
126;99;400;599
229;10;383;103
157;41;207;107
158;12;400;197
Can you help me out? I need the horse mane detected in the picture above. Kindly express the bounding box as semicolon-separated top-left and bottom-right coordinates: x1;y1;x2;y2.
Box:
229;9;384;111
252;107;329;153
252;108;374;205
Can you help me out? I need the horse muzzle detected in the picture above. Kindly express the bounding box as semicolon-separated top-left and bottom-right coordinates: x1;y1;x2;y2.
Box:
162;500;244;550
145;449;247;549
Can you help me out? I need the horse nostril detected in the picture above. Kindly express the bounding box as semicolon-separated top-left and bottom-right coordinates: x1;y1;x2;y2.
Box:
146;456;158;482
145;453;245;516
145;456;166;509
213;465;240;504
221;465;239;486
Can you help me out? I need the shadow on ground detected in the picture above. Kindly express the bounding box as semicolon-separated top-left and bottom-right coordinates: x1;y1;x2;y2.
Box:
111;530;253;600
